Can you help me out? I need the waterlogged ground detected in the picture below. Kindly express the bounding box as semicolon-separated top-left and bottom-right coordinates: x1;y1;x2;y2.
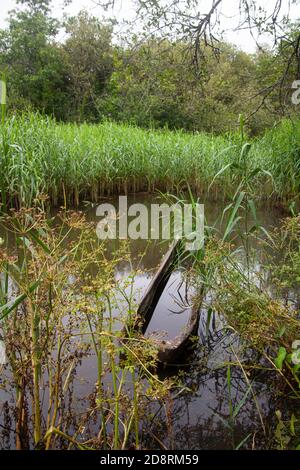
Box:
0;195;287;449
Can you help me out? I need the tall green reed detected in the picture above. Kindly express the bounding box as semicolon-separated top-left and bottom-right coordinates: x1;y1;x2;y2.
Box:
1;112;299;209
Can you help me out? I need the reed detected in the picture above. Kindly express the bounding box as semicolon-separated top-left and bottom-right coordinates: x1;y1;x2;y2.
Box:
1;112;299;209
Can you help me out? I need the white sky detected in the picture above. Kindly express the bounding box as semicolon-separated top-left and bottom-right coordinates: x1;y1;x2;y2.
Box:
0;0;299;53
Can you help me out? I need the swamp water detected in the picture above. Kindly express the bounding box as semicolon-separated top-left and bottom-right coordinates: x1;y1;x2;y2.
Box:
0;195;288;449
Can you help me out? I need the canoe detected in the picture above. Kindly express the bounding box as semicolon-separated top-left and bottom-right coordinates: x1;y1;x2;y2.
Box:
128;239;202;365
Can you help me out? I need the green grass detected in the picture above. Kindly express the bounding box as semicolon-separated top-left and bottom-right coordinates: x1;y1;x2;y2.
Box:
0;112;300;207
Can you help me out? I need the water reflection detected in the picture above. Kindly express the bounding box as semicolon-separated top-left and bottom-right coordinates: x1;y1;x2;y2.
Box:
0;195;288;449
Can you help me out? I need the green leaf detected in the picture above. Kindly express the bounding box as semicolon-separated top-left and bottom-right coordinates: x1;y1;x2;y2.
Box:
248;199;258;225
233;385;252;418
223;191;245;241
258;225;275;246
235;433;252;450
28;229;51;254
240;142;251;159
274;347;287;370
0;280;40;321
209;162;234;192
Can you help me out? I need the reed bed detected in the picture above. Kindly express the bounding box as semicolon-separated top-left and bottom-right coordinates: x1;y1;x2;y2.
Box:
0;113;299;208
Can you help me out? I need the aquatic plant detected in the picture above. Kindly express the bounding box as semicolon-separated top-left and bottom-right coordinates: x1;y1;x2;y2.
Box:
1;113;300;209
185;132;300;449
0;207;176;449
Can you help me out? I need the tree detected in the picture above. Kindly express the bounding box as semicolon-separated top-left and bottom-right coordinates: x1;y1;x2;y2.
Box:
0;0;69;118
62;11;114;122
100;0;300;119
99;38;275;134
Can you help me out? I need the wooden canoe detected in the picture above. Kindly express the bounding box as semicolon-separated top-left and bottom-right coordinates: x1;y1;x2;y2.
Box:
128;239;202;365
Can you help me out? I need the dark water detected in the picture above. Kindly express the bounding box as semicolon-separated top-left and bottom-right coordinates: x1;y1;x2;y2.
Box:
145;269;195;341
0;195;288;449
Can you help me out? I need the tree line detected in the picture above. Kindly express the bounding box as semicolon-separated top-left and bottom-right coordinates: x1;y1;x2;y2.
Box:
0;0;299;134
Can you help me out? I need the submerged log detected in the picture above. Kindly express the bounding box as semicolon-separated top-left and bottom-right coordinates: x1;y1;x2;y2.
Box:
130;239;202;365
147;297;201;364
136;239;183;333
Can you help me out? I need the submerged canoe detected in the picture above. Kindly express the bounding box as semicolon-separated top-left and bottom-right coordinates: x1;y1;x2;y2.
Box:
130;240;202;364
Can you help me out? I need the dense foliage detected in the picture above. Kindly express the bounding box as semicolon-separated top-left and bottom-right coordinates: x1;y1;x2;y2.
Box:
0;0;299;134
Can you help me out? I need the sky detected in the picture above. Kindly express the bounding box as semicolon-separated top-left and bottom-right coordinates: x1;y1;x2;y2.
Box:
0;0;299;53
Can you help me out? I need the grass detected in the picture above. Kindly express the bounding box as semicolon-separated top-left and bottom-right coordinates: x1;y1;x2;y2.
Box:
1;112;300;208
